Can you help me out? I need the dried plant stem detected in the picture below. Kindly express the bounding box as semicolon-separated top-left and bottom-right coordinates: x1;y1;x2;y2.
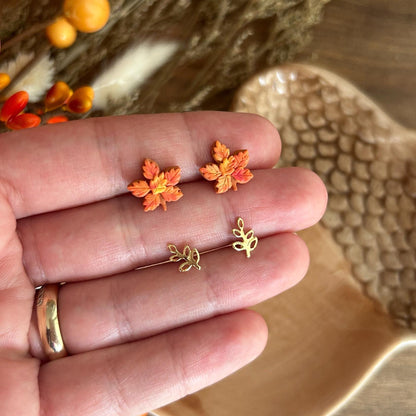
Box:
1;20;55;52
0;45;51;99
55;0;148;73
182;0;255;97
99;0;148;35
138;4;204;109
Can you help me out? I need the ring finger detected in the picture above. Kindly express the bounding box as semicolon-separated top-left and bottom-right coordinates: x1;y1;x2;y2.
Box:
30;232;309;357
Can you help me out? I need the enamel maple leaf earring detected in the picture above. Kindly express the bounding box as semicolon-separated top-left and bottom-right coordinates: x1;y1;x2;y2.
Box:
200;140;253;193
127;159;183;212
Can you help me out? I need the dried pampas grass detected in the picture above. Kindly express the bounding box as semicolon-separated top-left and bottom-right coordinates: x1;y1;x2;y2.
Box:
92;41;179;110
0;52;55;101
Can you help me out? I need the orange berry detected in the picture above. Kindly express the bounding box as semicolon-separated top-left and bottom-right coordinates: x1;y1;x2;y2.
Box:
0;73;11;91
0;91;29;122
74;86;94;101
45;82;73;112
63;0;110;33
66;87;94;113
66;96;93;113
6;113;41;130
47;115;69;124
46;16;77;48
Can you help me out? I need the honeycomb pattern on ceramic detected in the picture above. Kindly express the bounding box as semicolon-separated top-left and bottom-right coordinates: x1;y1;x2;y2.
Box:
233;64;416;329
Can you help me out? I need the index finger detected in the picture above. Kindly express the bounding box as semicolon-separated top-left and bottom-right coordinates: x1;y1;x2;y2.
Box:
0;111;280;218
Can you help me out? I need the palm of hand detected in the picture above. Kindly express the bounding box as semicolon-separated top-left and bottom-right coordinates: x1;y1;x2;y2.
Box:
0;112;326;416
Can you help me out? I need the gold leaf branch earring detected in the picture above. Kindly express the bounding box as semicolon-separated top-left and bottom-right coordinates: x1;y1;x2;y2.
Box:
232;217;258;258
136;217;258;273
167;244;201;272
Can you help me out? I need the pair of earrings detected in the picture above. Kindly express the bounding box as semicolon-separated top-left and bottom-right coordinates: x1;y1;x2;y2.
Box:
128;140;257;272
136;217;258;273
127;140;254;212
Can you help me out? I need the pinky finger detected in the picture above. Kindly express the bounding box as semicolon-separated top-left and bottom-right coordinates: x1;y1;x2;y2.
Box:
38;310;267;416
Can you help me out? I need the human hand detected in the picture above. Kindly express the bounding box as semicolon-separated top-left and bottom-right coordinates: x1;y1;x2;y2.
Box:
0;111;327;415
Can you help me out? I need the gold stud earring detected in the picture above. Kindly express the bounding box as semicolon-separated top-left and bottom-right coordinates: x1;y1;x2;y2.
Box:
232;217;258;258
167;244;201;272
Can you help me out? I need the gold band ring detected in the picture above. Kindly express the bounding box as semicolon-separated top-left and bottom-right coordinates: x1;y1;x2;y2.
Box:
36;284;67;360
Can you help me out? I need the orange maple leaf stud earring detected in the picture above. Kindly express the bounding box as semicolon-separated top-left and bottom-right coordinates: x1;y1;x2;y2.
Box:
200;140;253;193
128;159;183;212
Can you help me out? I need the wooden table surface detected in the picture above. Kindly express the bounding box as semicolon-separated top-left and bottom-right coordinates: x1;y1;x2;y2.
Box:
298;0;416;130
297;1;416;414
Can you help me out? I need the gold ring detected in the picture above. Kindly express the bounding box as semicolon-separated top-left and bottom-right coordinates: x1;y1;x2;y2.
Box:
36;284;67;360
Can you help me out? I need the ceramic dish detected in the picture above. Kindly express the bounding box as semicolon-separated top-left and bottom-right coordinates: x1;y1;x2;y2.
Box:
157;64;416;416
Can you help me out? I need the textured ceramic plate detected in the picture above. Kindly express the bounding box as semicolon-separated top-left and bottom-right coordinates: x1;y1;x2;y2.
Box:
157;64;416;416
